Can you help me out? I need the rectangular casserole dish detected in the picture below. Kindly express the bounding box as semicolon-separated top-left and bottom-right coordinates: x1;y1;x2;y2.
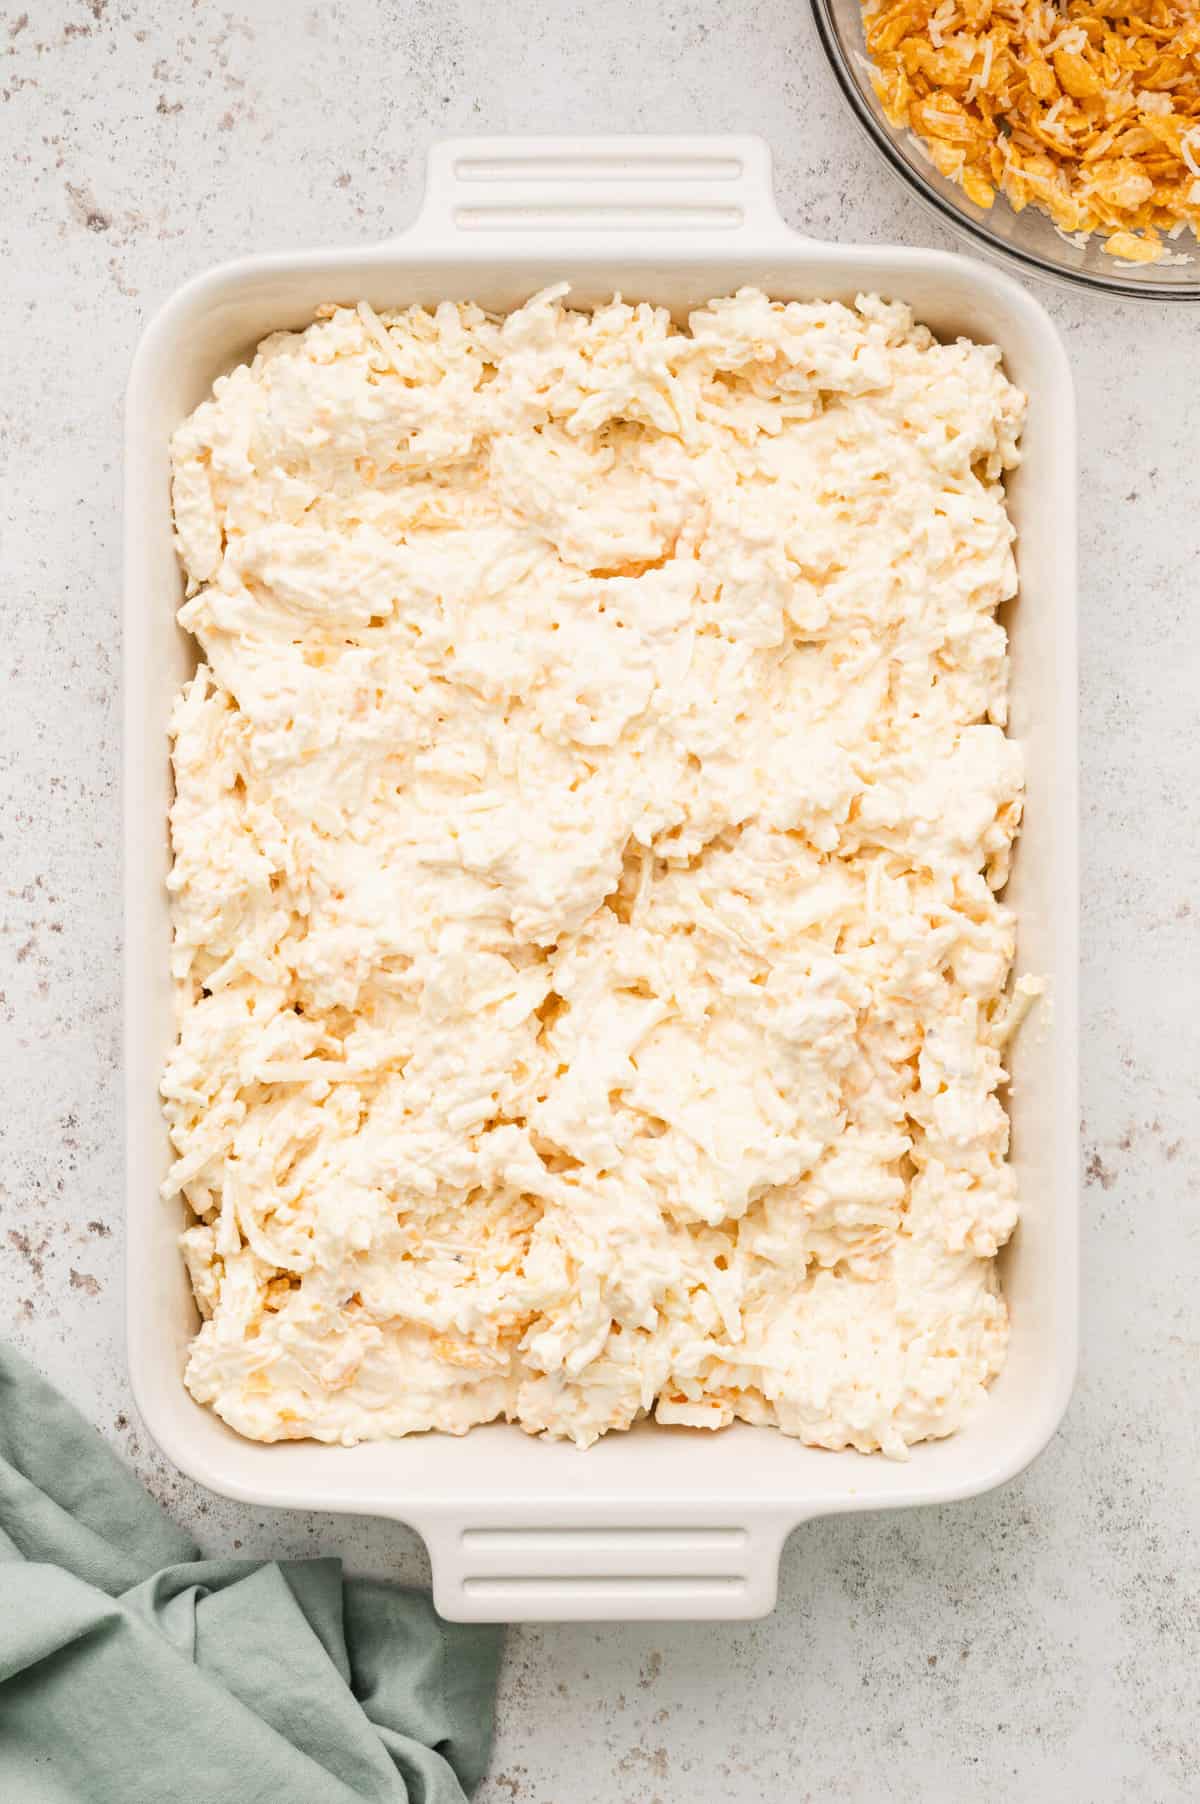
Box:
125;135;1079;1622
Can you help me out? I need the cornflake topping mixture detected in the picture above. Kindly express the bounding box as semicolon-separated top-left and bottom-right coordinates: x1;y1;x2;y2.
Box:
862;0;1200;263
165;287;1030;1457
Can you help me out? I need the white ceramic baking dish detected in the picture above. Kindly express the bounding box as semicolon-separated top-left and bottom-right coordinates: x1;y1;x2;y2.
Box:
125;135;1078;1623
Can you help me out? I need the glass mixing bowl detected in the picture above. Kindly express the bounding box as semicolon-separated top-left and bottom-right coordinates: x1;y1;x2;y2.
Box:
809;0;1200;300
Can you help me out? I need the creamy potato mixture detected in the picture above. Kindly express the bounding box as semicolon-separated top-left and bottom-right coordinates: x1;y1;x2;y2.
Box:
164;286;1029;1455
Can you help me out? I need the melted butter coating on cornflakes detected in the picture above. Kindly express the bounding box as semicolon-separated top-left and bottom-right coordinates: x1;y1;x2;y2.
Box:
863;0;1200;261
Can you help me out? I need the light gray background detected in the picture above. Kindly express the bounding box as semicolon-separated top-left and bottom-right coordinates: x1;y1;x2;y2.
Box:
2;2;1197;1799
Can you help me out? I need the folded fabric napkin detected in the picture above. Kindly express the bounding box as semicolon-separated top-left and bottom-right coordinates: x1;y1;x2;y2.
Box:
0;1346;502;1803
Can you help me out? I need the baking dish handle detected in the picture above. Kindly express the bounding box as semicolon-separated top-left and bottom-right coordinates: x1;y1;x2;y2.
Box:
418;1509;794;1623
411;135;806;251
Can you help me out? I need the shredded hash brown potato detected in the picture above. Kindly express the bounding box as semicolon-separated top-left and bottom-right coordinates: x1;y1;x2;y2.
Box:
862;0;1200;262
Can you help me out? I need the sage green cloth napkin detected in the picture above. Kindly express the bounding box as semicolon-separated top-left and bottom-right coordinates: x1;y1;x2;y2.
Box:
0;1345;501;1803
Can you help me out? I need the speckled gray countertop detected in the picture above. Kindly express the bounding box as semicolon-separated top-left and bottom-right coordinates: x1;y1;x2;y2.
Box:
2;3;1197;1799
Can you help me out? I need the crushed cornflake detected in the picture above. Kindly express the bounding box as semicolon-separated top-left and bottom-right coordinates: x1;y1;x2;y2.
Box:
861;0;1200;262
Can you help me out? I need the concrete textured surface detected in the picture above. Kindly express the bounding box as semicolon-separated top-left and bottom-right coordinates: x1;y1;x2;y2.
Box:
1;2;1197;1799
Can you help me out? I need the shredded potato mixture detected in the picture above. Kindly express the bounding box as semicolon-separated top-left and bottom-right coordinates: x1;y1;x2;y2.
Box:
165;289;1031;1456
862;0;1200;262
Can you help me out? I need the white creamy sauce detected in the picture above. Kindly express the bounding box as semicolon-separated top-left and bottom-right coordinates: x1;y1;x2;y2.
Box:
165;287;1027;1455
